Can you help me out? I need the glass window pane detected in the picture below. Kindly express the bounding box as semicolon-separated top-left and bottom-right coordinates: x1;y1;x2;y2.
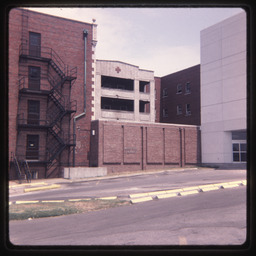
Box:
240;143;247;151
241;153;247;162
233;153;240;162
233;143;239;151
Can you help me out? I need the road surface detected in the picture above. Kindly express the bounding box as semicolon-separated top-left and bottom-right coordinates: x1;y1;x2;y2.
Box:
9;186;246;246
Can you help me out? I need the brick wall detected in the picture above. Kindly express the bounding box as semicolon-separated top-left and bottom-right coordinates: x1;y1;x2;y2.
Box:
90;120;201;174
154;76;161;122
9;8;94;178
161;65;201;125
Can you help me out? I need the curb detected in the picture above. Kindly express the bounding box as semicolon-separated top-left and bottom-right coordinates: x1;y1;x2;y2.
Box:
9;196;119;205
129;180;246;204
23;184;61;193
9;180;246;205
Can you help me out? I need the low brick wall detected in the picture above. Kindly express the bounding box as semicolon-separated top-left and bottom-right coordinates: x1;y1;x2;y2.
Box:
63;167;107;179
90;120;201;174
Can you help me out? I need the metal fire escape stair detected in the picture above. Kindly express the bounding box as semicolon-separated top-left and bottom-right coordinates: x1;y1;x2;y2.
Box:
12;153;32;183
46;55;77;178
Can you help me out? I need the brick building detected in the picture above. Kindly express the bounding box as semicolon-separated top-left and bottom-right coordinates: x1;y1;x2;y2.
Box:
160;65;201;125
8;8;201;180
9;8;97;179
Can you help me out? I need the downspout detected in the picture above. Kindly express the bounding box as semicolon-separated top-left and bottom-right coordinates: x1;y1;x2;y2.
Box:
73;29;88;167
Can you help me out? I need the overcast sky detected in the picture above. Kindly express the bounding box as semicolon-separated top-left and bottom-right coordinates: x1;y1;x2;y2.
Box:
28;7;244;77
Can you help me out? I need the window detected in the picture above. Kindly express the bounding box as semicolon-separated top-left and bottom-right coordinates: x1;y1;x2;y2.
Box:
29;32;41;57
185;82;191;94
163;108;168;118
186;104;191;115
27;100;40;125
26;135;39;160
177;105;182;115
177;84;182;94
233;142;247;162
28;66;40;90
163;88;168;97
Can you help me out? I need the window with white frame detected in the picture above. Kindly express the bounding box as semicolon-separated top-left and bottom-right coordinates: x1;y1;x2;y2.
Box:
177;105;182;115
177;84;182;94
163;88;168;97
185;82;191;94
186;104;191;115
163;108;168;117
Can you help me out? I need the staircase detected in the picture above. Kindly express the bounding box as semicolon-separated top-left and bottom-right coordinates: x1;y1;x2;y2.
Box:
12;153;31;183
46;52;77;178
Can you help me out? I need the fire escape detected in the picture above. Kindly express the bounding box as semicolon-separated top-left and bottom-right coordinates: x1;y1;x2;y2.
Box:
13;10;77;180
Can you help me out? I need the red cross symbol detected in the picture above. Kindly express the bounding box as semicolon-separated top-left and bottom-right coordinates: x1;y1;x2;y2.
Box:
115;66;121;73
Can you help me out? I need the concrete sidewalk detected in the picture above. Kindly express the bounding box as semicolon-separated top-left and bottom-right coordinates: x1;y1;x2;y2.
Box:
8;167;208;196
9;166;246;197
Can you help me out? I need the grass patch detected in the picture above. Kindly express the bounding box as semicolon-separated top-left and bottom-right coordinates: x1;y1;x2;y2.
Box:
9;199;130;221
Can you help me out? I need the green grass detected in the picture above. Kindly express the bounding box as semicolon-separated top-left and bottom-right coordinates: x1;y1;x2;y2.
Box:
9;199;130;221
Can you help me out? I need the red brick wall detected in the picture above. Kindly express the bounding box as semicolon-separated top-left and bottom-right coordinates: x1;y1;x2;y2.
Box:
161;65;201;125
154;76;161;122
90;120;201;173
9;8;94;177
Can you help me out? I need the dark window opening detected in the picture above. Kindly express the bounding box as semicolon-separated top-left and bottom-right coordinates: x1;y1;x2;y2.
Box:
232;131;247;140
28;66;40;90
177;105;182;115
163;108;168;118
101;76;134;91
232;142;247;162
28;100;40;125
185;82;191;94
139;101;150;113
177;84;182;94
186;104;191;115
101;97;134;112
26;135;39;160
163;88;168;97
139;81;150;93
29;32;41;57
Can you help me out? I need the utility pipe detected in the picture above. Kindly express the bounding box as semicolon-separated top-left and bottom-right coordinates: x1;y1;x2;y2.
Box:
73;29;88;167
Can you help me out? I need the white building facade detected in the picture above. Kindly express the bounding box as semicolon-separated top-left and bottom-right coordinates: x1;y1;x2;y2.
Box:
95;60;155;122
200;11;247;167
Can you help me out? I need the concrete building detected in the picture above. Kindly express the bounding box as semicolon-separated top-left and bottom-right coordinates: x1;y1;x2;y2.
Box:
160;65;201;126
200;11;247;168
95;60;155;122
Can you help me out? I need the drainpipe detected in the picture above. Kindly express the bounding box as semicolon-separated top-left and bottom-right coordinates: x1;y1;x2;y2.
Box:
73;29;88;167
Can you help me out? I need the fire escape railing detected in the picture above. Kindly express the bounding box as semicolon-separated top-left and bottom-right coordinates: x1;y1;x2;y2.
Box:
18;43;77;174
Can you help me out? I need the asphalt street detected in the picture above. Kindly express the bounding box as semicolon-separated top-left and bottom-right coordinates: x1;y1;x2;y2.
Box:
9;186;246;246
9;168;246;201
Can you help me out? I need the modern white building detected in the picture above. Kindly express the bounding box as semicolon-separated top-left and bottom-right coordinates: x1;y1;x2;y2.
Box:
200;11;247;167
95;60;155;122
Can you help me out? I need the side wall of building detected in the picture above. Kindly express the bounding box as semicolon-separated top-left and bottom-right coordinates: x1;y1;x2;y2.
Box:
200;11;246;165
90;120;201;173
160;65;201;126
9;8;94;178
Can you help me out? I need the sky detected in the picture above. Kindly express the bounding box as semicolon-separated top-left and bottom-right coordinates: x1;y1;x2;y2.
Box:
28;7;244;77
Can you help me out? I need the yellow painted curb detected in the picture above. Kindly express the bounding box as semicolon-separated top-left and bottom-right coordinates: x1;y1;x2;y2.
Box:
164;188;183;194
179;190;199;196
201;186;220;192
221;184;240;189
9;182;47;188
129;192;149;198
68;198;91;202
15;200;39;204
97;196;117;200
182;186;200;191
24;184;61;193
156;193;177;199
41;200;65;203
130;196;153;204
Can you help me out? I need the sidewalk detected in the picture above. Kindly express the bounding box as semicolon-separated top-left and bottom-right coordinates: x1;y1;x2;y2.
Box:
8;167;206;196
9;166;246;198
